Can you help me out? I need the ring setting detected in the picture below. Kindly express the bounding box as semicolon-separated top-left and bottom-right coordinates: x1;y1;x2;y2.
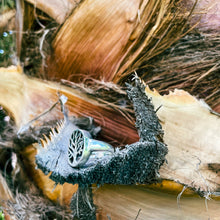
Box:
68;129;114;168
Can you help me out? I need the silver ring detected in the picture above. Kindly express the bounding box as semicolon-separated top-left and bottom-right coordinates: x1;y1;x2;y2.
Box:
68;129;114;168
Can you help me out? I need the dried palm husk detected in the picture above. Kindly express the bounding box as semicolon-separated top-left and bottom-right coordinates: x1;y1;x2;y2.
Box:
48;0;194;83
